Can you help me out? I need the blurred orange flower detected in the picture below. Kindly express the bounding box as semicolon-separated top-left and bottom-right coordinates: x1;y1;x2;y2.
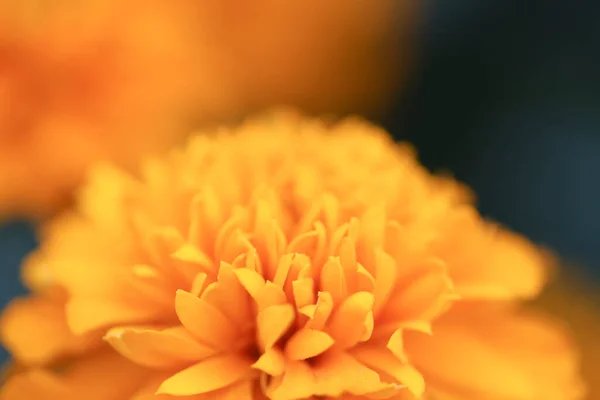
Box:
0;112;584;399
198;0;417;116
0;0;412;219
0;0;203;218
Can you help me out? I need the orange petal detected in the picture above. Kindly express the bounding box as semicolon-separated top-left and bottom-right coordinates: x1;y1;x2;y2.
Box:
305;291;334;331
313;352;391;397
234;268;265;300
0;369;69;400
361;311;375;342
285;329;335;360
438;213;549;301
156;354;252;396
272;254;294;288
326;291;374;349
219;379;255;400
190;273;208;297
252;347;285;376
387;329;408;363
256;282;287;311
383;258;455;323
292;278;315;309
267;360;316;400
321;257;347;306
61;350;150;399
130;371;252;400
356;264;376;293
175;290;238;349
406;306;583;400
105;326;216;369
188;188;224;251
352;345;425;398
0;296;92;365
201;263;252;326
67;298;159;335
256;304;295;351
3;351;150;400
171;244;215;275
372;250;397;316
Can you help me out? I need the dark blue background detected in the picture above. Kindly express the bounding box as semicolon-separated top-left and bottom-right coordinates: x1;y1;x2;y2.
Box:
385;0;600;273
1;1;599;364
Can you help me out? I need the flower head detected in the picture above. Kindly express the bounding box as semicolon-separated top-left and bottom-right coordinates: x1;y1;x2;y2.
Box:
1;112;584;399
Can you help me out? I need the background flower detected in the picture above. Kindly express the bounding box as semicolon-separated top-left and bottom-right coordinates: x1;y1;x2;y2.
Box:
0;0;202;218
0;0;411;219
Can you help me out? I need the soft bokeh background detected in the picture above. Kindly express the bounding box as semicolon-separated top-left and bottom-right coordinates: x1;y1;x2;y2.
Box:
0;1;599;388
385;1;600;273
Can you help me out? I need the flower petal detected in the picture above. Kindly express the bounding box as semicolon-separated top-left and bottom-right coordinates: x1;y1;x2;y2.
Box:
256;304;295;351
0;296;93;365
2;351;149;400
304;291;334;331
321;257;348;305
67;298;159;335
105;326;216;369
352;345;425;398
435;211;549;301
267;360;316;400
174;290;239;349
313;352;391;397
201;263;252;326
285;329;335;360
372;250;397;316
156;353;252;396
406;306;584;400
383;258;455;323
0;370;70;399
252;347;286;376
326;291;374;349
292;278;315;309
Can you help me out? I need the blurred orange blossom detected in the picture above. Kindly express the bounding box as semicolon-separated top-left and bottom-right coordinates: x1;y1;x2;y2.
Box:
0;0;412;219
0;112;584;399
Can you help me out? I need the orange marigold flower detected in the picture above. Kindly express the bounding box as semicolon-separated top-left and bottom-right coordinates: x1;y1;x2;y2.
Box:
0;112;585;399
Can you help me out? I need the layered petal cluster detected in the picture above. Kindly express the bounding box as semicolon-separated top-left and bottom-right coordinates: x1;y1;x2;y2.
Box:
0;112;585;399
